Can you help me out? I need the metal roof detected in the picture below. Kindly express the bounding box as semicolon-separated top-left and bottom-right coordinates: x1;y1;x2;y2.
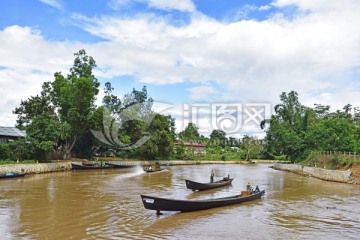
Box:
0;127;26;137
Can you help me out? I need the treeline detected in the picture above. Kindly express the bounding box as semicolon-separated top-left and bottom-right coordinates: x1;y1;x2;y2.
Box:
261;91;360;162
0;50;262;162
1;50;358;163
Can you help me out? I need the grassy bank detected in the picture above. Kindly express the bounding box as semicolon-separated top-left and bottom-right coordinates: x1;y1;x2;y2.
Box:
301;152;360;170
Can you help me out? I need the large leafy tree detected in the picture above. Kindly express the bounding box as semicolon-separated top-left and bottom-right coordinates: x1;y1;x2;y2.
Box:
241;135;262;161
14;49;99;159
178;123;200;142
209;129;227;147
261;91;313;161
51;49;99;158
137;114;176;160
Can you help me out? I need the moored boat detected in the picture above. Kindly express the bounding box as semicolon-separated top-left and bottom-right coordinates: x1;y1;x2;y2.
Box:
185;178;234;191
141;189;265;213
71;162;113;170
105;162;136;169
0;172;26;179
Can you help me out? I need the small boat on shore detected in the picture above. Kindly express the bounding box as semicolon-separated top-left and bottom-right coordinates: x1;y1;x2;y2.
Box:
0;172;26;179
141;189;265;213
185;178;234;191
71;162;113;170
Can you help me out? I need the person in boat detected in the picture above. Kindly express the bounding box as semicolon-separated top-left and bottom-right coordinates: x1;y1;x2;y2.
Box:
254;186;260;193
210;169;215;183
148;166;153;171
223;174;230;181
246;181;252;192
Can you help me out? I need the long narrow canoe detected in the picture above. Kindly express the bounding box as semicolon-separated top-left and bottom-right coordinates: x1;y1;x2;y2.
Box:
105;162;136;169
71;163;113;170
0;172;26;179
185;178;234;191
141;189;265;213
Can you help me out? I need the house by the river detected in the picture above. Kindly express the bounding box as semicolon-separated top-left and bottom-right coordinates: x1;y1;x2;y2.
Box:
0;126;26;144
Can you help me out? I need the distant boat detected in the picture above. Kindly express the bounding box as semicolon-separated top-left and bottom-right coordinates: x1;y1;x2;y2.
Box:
141;189;265;213
185;178;234;191
105;162;136;169
144;167;165;173
0;172;26;179
71;162;113;170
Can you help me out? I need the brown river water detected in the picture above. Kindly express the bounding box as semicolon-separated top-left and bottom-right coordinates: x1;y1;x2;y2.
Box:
0;164;359;240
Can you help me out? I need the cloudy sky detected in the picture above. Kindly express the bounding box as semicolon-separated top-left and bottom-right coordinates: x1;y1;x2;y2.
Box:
1;0;360;138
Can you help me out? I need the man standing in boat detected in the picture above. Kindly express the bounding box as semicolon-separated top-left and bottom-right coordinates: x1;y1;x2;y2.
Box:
210;169;215;183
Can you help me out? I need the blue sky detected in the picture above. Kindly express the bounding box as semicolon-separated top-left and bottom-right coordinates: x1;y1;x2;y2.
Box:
1;0;360;138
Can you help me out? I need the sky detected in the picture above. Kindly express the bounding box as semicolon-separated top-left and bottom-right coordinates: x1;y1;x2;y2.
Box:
1;0;360;138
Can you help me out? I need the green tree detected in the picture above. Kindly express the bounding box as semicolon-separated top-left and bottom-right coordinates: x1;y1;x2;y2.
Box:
14;49;99;159
137;114;176;160
209;129;227;147
241;135;262;161
178;123;200;142
261;91;312;161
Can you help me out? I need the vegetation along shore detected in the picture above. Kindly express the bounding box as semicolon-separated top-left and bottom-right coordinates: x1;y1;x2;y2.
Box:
1;50;360;184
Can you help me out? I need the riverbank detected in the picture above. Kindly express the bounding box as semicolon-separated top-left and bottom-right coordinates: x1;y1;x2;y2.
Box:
272;163;360;184
3;159;358;185
0;159;280;175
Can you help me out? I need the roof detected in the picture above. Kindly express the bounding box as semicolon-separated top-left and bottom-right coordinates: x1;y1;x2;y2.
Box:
0;127;26;137
174;142;205;147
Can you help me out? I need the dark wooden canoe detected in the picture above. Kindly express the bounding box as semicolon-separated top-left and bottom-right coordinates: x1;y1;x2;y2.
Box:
105;162;136;169
144;167;165;173
185;178;234;191
141;189;265;213
71;162;113;170
0;172;26;179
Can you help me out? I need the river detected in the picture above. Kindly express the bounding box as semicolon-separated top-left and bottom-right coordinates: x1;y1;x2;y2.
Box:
0;164;359;239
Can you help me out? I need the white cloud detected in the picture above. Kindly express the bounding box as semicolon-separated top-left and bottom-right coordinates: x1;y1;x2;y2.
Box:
187;86;219;100
148;0;195;12
259;5;271;11
2;0;360;130
108;0;195;12
39;0;62;9
108;0;131;10
0;25;86;126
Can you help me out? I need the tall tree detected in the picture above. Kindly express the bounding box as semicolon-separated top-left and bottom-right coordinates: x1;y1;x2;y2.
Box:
261;91;312;161
14;49;99;159
209;129;227;147
178;123;200;142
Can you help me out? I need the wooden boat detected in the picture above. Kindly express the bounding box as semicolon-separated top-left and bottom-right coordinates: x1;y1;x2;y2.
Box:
0;172;26;179
185;178;234;191
71;162;113;170
105;162;136;169
144;167;164;173
141;189;265;213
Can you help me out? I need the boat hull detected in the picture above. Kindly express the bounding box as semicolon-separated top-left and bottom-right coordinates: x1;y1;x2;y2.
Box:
144;168;164;173
185;178;233;191
0;173;26;179
71;163;113;170
141;190;265;212
105;162;136;169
